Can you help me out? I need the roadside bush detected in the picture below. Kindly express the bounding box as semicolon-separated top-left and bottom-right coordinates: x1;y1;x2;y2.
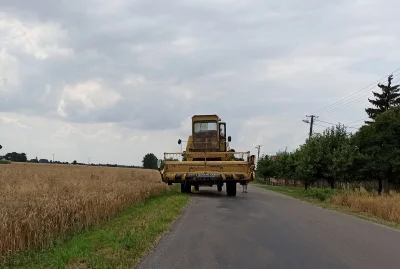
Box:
305;187;336;201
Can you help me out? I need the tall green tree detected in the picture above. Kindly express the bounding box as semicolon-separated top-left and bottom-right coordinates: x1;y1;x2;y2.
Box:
142;153;158;169
354;106;400;194
365;75;400;124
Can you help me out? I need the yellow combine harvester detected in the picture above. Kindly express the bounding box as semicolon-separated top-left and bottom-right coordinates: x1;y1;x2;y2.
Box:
159;114;255;196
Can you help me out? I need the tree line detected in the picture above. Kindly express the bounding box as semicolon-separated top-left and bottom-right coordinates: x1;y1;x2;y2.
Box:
256;75;400;195
0;151;142;168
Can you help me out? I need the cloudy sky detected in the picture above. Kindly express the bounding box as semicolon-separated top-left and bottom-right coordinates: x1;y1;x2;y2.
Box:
0;0;399;165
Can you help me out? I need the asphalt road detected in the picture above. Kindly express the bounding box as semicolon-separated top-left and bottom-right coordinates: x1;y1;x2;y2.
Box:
136;184;400;269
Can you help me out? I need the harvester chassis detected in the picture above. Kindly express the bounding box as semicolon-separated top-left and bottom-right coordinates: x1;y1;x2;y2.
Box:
178;179;241;196
160;152;255;197
159;113;256;197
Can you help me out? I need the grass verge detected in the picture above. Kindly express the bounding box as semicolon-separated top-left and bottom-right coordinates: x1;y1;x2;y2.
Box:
258;185;400;230
1;185;189;269
259;185;335;203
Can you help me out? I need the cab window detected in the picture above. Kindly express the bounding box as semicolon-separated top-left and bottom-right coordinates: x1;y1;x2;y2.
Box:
194;122;217;133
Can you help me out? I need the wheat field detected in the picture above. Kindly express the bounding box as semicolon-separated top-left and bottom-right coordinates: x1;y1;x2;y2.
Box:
0;163;167;258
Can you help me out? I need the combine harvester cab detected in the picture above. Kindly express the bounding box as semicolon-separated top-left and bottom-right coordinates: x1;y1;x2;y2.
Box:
160;114;256;196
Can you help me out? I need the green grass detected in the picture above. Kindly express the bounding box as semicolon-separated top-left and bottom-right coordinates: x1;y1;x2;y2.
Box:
258;185;400;230
260;185;336;202
1;185;189;269
0;160;11;164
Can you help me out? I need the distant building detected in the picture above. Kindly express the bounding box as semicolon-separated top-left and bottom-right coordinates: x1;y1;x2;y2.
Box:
39;159;49;163
271;155;278;161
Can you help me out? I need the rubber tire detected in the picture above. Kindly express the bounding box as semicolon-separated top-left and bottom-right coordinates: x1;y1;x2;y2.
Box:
226;182;236;196
184;181;192;193
217;185;222;192
180;182;185;193
195;185;199;191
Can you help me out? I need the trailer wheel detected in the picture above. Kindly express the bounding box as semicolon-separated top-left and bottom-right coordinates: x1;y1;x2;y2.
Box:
217;185;222;192
226;182;236;196
194;185;199;191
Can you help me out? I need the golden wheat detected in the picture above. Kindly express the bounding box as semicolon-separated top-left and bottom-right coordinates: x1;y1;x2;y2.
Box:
329;187;400;224
0;163;167;257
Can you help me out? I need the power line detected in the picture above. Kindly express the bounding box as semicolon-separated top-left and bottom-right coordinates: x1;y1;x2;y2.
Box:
318;88;377;116
270;116;315;154
345;117;369;125
266;70;400;155
273;134;309;154
316;119;339;125
276;120;305;141
312;67;400;115
318;77;400;117
315;119;360;130
292;134;309;145
314;123;330;128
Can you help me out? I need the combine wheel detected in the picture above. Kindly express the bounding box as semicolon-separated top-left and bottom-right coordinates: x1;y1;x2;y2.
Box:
226;182;236;196
184;181;192;193
180;182;185;193
217;184;222;192
181;181;192;193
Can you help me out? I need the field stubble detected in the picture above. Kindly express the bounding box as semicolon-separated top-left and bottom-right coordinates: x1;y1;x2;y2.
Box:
0;163;167;258
329;187;400;224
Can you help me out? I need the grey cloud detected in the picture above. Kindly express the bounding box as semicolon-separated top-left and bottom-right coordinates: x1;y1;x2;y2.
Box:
1;0;399;135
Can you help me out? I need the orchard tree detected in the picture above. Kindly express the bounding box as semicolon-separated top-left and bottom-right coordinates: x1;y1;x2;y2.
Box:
365;75;400;124
142;153;158;169
287;149;300;186
296;135;324;190
318;124;353;189
256;154;276;180
273;150;296;185
331;137;358;183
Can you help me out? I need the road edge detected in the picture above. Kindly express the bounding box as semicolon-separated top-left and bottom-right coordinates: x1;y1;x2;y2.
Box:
252;184;400;232
135;195;193;268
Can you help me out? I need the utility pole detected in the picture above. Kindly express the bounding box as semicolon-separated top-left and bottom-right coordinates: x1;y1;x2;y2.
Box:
255;145;262;162
303;115;318;139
